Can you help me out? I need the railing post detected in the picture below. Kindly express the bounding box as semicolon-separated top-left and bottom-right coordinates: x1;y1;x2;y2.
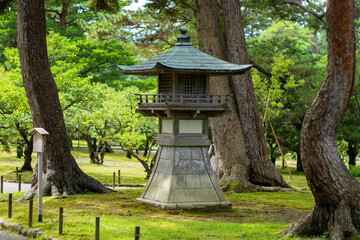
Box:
118;170;121;185
1;176;3;194
145;94;148;103
18;174;21;192
113;172;116;189
135;226;140;240
29;199;33;227
95;216;100;240
59;207;63;235
8;193;12;218
139;95;143;104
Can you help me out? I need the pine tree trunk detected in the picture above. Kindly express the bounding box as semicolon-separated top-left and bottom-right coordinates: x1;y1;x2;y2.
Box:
193;0;290;190
17;0;112;200
283;1;359;238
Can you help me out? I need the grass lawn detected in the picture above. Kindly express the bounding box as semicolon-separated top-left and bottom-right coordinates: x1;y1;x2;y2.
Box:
0;148;321;239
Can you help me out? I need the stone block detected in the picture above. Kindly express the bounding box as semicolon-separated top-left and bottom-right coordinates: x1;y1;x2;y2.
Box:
208;174;227;201
195;188;220;202
186;174;200;188
174;188;196;202
162;160;172;174
161;146;174;160
154;186;170;202
199;174;213;187
162;174;171;188
152;173;165;187
143;186;157;200
191;147;203;160
176;175;187;188
176;147;191;160
174;160;206;174
156;159;164;173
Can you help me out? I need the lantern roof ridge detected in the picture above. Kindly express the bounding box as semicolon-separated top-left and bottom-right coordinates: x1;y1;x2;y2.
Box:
117;27;252;76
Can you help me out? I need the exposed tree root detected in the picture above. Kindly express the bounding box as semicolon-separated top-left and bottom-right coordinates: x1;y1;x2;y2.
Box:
221;181;294;193
19;166;113;201
282;204;360;239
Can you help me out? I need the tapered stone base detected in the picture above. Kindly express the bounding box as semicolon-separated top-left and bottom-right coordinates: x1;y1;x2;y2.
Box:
137;146;231;210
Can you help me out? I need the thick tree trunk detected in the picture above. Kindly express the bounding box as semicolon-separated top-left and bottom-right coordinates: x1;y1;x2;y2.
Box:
17;0;111;200
193;0;290;190
283;1;358;239
347;142;358;166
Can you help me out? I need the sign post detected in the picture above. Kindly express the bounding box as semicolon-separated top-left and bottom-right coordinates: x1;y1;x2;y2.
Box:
29;128;49;222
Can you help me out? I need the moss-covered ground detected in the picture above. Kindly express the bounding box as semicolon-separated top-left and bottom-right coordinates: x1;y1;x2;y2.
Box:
0;147;324;239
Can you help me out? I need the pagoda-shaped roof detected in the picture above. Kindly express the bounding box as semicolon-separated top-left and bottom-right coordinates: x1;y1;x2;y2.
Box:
117;27;252;76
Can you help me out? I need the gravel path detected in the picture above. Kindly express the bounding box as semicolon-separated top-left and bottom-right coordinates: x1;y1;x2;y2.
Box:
0;229;27;239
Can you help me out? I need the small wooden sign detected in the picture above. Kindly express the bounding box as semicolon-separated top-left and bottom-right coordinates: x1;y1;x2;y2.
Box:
29;128;49;153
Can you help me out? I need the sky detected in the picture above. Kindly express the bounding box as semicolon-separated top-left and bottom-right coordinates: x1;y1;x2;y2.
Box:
124;0;148;11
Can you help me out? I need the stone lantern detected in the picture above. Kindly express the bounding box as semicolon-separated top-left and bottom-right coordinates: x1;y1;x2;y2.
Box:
117;27;251;210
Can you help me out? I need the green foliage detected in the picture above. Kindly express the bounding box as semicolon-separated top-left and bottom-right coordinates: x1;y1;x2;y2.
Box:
349;165;360;177
0;9;16;64
67;38;135;89
250;20;327;164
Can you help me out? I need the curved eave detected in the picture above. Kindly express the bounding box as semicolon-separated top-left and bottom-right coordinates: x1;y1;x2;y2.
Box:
117;63;252;76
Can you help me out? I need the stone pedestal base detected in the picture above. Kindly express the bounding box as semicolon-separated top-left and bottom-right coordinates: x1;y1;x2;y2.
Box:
137;146;231;210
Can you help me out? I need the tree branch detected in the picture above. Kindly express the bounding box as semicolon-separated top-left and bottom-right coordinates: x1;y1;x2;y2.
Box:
66;18;76;24
282;0;325;24
249;59;272;77
45;9;60;15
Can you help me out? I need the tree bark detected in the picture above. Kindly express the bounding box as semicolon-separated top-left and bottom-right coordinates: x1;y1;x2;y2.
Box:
193;0;290;191
17;0;112;200
283;0;358;238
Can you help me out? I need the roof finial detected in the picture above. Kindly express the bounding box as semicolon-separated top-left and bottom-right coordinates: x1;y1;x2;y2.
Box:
176;26;191;46
180;26;188;34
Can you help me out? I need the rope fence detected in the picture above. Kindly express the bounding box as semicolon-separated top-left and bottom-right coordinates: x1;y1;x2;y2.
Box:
0;187;152;239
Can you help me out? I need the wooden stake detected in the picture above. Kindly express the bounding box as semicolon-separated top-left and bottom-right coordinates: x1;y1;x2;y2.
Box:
18;174;21;192
1;176;3;194
95;217;100;240
8;193;12;218
59;207;63;235
118;170;121;185
29;199;33;227
113;172;115;189
267;114;293;179
135;226;140;240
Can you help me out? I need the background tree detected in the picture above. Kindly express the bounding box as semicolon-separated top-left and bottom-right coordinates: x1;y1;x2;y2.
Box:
16;0;112;200
193;0;290;190
283;0;359;238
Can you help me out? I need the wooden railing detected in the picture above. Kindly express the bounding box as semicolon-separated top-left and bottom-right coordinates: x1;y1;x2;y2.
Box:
135;94;230;106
